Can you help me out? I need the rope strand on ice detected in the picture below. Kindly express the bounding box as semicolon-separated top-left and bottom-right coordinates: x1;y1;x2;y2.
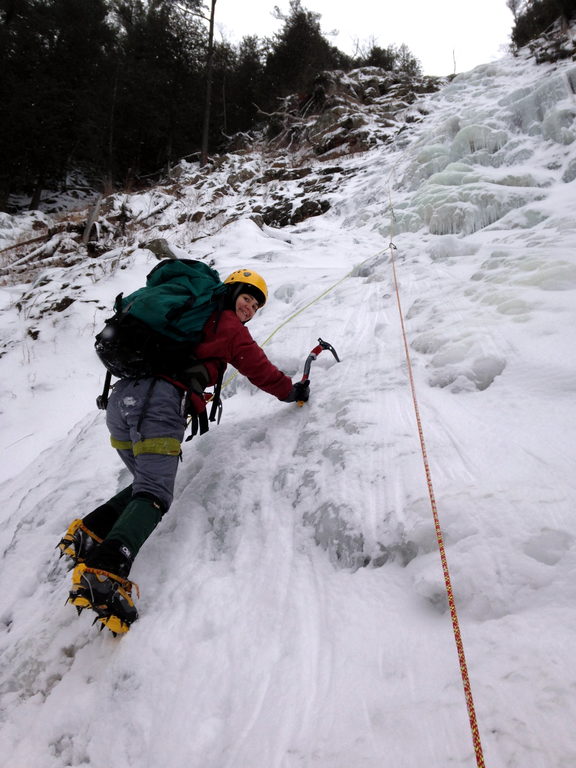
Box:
386;198;487;767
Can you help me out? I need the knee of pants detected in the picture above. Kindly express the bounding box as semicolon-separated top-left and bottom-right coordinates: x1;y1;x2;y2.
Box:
131;452;181;512
110;435;183;512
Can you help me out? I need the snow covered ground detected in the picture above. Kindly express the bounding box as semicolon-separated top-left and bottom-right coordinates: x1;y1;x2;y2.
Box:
0;46;575;768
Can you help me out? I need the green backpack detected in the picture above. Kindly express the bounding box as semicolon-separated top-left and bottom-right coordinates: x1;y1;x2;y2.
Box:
95;259;228;411
118;258;227;342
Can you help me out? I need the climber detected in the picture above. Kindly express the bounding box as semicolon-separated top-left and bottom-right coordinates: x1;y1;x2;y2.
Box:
57;267;310;633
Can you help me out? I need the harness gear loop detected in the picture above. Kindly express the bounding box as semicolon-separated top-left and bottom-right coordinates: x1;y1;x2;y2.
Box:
388;239;487;768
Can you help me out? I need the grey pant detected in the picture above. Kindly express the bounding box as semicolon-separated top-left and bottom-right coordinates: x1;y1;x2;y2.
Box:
105;378;187;510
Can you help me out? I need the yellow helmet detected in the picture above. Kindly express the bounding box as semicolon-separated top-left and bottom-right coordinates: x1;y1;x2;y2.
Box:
224;268;268;306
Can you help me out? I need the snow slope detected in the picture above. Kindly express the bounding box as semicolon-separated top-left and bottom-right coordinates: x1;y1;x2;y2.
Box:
1;47;576;768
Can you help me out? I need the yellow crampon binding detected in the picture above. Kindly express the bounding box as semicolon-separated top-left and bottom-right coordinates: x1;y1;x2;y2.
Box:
68;563;139;636
57;519;103;562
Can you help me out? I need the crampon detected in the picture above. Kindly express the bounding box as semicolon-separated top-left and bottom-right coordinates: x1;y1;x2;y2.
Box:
68;563;139;636
57;519;103;565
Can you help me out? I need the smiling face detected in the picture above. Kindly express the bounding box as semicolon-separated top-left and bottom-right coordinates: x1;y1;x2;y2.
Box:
235;292;260;323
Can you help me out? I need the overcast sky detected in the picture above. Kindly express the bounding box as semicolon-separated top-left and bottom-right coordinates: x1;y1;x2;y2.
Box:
214;0;514;77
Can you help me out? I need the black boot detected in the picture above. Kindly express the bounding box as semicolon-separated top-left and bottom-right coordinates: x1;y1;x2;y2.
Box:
70;540;138;634
85;537;134;578
57;485;133;565
82;484;134;539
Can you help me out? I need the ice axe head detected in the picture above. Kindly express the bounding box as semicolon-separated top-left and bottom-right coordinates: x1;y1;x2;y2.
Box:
317;338;340;363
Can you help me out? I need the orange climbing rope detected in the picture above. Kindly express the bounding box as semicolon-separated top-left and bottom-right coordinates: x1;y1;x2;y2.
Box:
388;241;487;768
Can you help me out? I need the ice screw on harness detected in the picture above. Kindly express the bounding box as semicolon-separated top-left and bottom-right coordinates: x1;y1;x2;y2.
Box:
297;338;340;406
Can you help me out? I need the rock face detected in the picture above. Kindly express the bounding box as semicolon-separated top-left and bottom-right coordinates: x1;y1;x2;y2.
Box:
0;67;446;282
256;68;444;162
527;20;576;64
233;68;444;227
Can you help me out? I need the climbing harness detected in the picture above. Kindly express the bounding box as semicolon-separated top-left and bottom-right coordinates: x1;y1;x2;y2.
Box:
297;338;340;406
387;240;487;768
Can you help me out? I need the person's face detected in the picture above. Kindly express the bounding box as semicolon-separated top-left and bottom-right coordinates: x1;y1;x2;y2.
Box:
235;292;260;323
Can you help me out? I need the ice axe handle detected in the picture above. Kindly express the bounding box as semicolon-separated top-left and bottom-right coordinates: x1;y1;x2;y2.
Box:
296;338;340;406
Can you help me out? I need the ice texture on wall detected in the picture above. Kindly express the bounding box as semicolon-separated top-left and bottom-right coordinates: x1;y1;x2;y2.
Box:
389;63;576;236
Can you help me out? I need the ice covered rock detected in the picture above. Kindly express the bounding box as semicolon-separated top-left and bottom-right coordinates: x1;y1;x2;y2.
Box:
503;67;576;140
449;125;508;161
411;177;546;235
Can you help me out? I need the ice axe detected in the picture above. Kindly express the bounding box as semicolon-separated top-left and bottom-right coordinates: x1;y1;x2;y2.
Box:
297;337;340;406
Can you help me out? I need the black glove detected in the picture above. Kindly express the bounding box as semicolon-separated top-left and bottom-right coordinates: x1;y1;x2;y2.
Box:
283;380;310;403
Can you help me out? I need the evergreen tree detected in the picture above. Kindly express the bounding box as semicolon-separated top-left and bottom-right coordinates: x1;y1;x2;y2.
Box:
224;35;267;135
351;38;421;76
0;0;429;210
109;0;206;182
263;0;345;100
361;44;397;70
0;0;115;207
395;43;422;77
511;0;575;47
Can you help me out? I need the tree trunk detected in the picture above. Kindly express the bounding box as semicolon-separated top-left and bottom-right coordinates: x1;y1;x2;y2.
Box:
0;176;11;213
221;72;227;135
82;195;102;245
200;0;217;166
105;63;120;191
29;176;44;211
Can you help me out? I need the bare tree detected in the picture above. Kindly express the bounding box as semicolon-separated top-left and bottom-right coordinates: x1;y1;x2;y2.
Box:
200;0;217;166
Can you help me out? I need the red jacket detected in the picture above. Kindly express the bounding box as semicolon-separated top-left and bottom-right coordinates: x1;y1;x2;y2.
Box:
194;309;293;400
